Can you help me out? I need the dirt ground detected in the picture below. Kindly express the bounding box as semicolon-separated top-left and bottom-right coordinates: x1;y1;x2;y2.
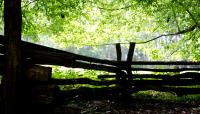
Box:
55;96;200;114
33;90;199;114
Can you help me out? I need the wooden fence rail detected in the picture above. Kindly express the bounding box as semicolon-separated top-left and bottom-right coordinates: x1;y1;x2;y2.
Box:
48;78;200;86
98;72;200;80
1;35;200;96
1;35;200;74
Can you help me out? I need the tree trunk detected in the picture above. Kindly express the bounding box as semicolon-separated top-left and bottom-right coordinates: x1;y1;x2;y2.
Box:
3;0;23;114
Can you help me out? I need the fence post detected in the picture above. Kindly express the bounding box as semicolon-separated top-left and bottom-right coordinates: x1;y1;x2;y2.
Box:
115;43;123;80
116;43;122;61
126;42;135;81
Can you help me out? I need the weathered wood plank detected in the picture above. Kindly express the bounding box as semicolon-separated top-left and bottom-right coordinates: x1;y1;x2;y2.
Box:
116;43;122;61
28;58;118;73
0;45;4;54
25;65;52;81
131;79;200;86
22;41;118;66
52;78;117;86
127;42;135;63
130;68;200;72
1;35;200;66
0;35;3;44
0;55;4;75
98;75;116;79
21;42;121;72
130;61;200;65
0;63;52;82
98;73;200;80
174;72;200;79
68;62;118;72
134;73;200;79
28;78;200;86
1;35;200;73
98;74;171;79
25;49;75;66
32;78;118;86
0;36;4;54
126;42;135;80
0;41;118;73
20;42;119;72
115;43;123;80
133;74;172;79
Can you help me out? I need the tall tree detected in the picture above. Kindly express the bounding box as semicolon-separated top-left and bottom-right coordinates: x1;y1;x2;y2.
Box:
3;0;23;113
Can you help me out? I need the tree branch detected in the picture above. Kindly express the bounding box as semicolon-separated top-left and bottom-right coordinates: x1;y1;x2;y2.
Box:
0;0;3;9
156;27;198;59
22;0;35;8
42;0;48;16
80;23;199;46
98;5;133;11
137;2;200;44
185;9;198;25
137;24;200;44
178;2;198;25
172;5;180;31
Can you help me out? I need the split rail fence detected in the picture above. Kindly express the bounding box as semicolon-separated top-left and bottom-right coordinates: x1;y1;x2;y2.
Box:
0;35;200;96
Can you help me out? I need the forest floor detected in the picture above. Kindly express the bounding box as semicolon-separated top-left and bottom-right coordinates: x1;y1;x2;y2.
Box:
1;85;200;114
31;88;200;114
54;95;200;114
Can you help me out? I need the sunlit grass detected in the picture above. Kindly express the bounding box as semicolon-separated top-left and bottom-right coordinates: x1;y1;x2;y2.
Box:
0;75;2;84
132;90;177;100
51;66;200;102
52;66;110;80
132;90;200;102
58;84;116;91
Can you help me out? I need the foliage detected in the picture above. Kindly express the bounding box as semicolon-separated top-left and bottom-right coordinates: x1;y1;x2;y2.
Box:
0;75;2;84
133;90;177;100
52;66;108;80
52;66;113;90
0;0;199;60
133;90;200;102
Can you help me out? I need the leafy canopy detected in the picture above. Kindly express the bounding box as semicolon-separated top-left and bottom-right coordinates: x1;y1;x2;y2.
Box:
0;0;199;60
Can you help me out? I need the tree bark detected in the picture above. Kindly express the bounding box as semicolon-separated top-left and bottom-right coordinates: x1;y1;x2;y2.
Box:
3;0;22;114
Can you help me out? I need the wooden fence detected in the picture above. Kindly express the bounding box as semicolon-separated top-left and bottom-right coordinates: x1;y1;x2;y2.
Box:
1;35;200;95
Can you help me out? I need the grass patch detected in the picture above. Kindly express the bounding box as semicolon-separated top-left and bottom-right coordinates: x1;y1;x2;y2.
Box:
132;90;200;103
58;84;115;91
52;66;110;80
132;90;177;101
0;75;2;84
